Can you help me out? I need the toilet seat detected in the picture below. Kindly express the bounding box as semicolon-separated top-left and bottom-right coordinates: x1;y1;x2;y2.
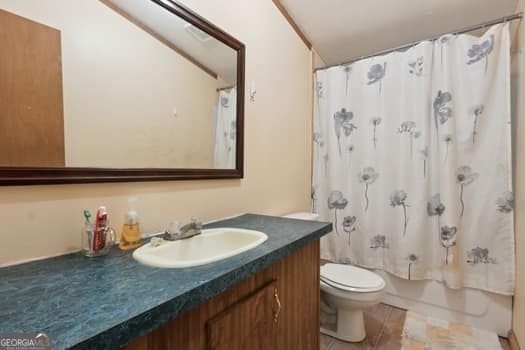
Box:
321;263;385;293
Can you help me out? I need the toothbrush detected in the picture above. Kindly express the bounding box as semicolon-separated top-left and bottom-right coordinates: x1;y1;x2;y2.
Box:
83;210;93;252
93;207;108;251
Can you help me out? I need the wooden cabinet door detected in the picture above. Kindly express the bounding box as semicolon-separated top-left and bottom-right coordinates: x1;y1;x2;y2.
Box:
206;280;279;350
0;9;65;167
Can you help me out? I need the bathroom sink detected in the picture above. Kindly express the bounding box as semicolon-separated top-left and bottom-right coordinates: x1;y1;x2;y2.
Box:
132;228;268;268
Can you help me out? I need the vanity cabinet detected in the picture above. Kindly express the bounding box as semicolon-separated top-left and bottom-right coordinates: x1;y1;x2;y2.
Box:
125;241;320;350
207;280;278;349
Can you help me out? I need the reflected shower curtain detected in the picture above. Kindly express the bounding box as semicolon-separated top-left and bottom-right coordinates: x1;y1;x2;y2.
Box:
214;88;237;168
313;24;514;295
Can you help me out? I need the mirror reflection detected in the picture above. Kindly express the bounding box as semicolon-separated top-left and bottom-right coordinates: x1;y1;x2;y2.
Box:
0;0;238;169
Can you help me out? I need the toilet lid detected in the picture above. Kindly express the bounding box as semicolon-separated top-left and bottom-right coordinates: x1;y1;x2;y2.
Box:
284;212;320;221
321;263;385;292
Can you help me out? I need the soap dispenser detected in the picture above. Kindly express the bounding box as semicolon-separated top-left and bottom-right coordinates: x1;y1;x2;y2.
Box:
119;197;142;250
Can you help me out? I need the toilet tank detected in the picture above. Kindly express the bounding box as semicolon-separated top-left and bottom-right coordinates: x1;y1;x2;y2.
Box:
283;212;320;221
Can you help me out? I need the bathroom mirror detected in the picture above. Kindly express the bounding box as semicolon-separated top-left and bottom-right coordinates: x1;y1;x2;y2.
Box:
0;0;245;185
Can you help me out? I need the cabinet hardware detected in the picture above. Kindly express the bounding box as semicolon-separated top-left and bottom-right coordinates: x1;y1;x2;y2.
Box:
273;287;281;323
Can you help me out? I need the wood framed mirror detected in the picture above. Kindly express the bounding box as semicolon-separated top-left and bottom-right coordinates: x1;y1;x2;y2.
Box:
0;0;245;185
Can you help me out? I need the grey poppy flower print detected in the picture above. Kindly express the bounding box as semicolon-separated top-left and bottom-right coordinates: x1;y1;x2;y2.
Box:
359;167;379;211
420;146;429;177
342;215;357;229
313;132;324;167
229;120;236;140
457;166;479;216
442;134;453;162
342;64;352;95
370;235;388;249
496;191;513;213
408;56;424;76
220;96;230;108
311;186;318;212
467;34;495;73
334;108;357;156
457;166;479;185
316;81;323;98
390;190;408;206
466;247;497;264
427;194;445;216
390;190;409;237
440;226;457;265
221;120;236;153
433;90;452;131
440;226;457;244
328;191;348;209
328;191;348;235
311;186;317;200
359;167;379;184
472;104;484;144
408;253;418;263
428;194;446;242
367;63;387;94
313;132;324;147
342;216;357;245
370;117;382;149
347;144;355;166
398;121;421;159
407;254;418;280
398;121;417;133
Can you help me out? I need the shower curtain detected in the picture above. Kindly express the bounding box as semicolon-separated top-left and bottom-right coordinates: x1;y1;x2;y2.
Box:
313;24;514;295
214;88;237;168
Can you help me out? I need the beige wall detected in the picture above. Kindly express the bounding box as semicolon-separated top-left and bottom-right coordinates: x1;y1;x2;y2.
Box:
514;0;525;346
0;0;313;266
0;0;219;169
312;49;326;70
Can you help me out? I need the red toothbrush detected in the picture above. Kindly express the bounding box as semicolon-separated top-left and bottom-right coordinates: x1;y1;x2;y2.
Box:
93;206;108;251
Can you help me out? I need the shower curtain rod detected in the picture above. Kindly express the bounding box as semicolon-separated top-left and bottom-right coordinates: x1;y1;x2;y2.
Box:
314;12;523;72
216;85;235;92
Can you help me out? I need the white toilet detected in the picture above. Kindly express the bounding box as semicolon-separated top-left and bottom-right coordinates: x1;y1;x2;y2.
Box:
284;212;386;343
320;263;385;342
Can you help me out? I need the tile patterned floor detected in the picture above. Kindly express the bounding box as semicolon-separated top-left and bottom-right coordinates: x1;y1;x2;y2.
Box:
320;303;511;350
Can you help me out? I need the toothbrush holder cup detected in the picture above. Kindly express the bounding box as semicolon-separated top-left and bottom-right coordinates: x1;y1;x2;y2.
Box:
81;224;116;257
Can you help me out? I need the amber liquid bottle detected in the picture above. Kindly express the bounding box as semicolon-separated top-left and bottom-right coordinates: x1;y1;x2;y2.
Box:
119;198;143;250
119;222;142;250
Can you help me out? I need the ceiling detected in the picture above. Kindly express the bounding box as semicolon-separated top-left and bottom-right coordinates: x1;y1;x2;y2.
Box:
280;0;519;66
106;0;237;84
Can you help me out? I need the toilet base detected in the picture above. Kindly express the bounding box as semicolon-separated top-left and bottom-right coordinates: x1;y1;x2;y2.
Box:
320;309;366;343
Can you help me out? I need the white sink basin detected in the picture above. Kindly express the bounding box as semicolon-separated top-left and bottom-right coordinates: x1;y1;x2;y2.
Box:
132;228;268;268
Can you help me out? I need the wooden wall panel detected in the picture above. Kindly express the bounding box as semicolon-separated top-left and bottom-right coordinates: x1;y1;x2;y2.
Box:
125;241;320;350
0;9;65;167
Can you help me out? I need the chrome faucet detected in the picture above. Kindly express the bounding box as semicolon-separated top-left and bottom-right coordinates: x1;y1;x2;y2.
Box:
163;217;203;241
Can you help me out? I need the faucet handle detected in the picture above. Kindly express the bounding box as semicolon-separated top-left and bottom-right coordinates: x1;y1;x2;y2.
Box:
190;217;203;229
166;220;181;233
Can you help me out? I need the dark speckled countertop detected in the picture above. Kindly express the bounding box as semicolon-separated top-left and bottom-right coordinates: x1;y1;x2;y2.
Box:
0;213;331;349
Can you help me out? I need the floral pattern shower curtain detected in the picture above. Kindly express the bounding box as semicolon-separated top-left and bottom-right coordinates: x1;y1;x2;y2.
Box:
313;24;514;295
214;88;237;168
